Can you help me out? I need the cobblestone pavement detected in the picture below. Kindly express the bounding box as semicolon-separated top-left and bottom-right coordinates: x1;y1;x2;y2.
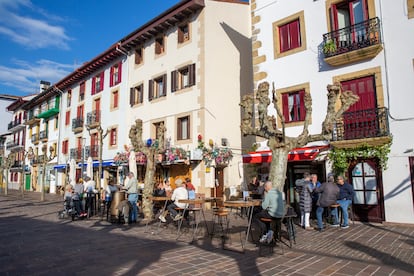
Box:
0;190;413;276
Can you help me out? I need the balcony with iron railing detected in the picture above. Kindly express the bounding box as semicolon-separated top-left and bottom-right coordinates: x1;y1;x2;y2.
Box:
11;160;24;168
39;130;48;142
85;145;99;159
322;17;383;66
31;133;40;144
37;96;60;119
6;141;24;150
86;110;101;129
70;148;83;161
72;117;84;133
32;155;45;165
332;107;391;148
25;110;41;126
8;119;25;131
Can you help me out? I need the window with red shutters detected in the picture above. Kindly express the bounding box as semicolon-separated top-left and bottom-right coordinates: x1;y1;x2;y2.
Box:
79;82;85;101
65;110;70;126
282;90;306;123
279;19;301;53
112;90;119;109
109;128;117;146
62;140;68;154
110;62;122;86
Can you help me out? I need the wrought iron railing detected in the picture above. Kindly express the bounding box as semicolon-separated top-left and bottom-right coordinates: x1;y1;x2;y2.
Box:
31;133;39;143
70;148;83;160
86;110;101;126
85;145;99;158
322;17;381;58
333;107;389;141
72;117;84;131
8;120;23;130
39;130;48;140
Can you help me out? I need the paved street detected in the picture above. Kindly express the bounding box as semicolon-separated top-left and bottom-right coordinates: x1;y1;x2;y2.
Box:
0;190;413;276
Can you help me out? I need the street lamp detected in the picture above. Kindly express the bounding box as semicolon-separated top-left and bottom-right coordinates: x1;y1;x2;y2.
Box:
86;124;108;191
41;145;56;201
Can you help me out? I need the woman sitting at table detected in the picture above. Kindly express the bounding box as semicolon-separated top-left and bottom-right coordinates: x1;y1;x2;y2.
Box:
254;181;285;244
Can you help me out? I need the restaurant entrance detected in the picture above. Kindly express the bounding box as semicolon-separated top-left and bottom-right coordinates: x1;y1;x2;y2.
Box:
348;159;384;222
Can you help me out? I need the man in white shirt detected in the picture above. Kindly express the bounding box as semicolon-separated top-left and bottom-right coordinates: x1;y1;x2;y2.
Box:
160;178;188;222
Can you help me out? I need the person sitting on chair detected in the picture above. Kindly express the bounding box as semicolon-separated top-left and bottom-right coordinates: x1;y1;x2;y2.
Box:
254;181;285;244
159;178;188;222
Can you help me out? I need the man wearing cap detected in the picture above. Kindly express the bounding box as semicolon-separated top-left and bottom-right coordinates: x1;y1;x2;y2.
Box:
160;178;188;222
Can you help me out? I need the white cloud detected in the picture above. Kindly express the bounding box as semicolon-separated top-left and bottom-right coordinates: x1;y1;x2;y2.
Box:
0;0;72;49
0;59;74;94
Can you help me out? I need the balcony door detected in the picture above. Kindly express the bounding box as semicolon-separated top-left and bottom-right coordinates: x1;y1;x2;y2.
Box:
341;75;377;139
331;0;368;30
330;0;369;47
349;159;384;222
94;98;101;123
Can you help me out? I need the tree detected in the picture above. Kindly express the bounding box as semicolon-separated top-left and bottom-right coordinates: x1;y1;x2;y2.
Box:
128;119;166;220
240;81;359;191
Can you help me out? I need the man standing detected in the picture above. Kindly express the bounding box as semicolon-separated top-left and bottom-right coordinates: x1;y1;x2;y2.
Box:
310;174;321;220
295;172;313;229
314;175;340;232
336;176;355;229
254;181;285;243
124;172;139;224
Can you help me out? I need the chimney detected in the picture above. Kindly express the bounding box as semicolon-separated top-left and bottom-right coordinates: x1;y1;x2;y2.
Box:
40;80;51;92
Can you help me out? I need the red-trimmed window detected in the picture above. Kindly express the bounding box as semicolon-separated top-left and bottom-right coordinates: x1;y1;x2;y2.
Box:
112;90;119;109
92;72;104;94
62;140;68;154
65;111;70;126
109;128;117;146
282;90;306;122
279;19;301;53
110;62;122;86
79;82;85;101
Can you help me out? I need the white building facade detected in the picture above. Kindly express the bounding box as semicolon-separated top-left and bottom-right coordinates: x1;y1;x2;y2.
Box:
49;0;252;198
250;0;414;224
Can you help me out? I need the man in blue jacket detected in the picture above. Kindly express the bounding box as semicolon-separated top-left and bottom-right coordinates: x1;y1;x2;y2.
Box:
336;175;355;229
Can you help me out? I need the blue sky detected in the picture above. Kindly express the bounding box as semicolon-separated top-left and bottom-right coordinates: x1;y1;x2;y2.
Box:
0;0;181;96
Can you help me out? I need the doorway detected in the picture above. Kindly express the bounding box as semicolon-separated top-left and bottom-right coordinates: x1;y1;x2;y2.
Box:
349;159;384;222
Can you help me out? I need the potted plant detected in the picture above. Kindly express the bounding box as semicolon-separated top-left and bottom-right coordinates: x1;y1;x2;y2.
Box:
323;40;337;56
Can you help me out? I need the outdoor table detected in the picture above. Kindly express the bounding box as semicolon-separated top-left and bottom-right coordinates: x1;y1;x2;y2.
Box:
177;198;209;243
148;196;171;233
222;199;262;252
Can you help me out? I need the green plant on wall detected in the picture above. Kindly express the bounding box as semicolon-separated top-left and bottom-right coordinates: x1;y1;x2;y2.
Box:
328;140;392;175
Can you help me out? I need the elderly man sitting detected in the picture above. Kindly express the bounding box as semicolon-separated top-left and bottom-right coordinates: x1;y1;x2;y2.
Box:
254;181;285;244
159;178;188;222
